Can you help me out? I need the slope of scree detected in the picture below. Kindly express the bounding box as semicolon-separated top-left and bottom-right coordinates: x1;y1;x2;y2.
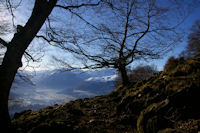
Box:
12;54;200;133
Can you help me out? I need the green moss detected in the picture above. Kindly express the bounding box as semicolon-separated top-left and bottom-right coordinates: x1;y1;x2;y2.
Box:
11;54;200;132
158;128;184;133
137;99;169;133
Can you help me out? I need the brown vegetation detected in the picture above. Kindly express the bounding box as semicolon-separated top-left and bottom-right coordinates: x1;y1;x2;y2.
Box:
115;65;157;87
180;20;200;58
12;54;200;133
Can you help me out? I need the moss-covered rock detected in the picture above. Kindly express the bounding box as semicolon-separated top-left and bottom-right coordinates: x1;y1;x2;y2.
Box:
157;128;184;133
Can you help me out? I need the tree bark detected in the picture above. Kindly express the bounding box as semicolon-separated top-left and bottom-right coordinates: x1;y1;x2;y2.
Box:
119;65;130;86
0;0;57;131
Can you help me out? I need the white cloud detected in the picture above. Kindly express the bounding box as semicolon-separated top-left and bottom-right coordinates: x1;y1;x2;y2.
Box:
85;74;118;82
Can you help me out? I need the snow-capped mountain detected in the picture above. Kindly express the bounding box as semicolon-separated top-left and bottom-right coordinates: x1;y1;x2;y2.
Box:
9;69;118;117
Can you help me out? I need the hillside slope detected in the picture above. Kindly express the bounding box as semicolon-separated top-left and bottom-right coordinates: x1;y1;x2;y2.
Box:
12;55;200;133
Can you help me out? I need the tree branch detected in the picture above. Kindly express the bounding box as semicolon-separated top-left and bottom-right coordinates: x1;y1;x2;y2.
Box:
6;0;15;26
68;9;101;31
52;55;109;71
36;34;110;66
24;51;36;62
119;1;134;59
56;1;104;32
55;0;103;10
0;37;36;62
125;8;151;63
0;37;9;47
36;35;66;44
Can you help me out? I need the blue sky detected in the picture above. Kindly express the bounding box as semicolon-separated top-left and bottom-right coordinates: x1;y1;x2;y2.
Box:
151;6;200;70
1;0;200;71
1;0;199;116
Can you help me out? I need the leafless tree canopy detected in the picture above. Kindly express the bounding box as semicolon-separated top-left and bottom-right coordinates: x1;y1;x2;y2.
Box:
179;20;200;58
186;20;200;57
48;0;194;84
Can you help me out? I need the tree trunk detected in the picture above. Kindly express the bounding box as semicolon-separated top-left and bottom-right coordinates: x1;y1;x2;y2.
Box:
0;46;20;131
0;0;57;130
119;65;130;86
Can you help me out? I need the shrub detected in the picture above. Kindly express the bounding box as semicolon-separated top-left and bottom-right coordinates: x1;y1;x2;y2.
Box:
179;20;200;59
164;56;178;71
115;65;158;87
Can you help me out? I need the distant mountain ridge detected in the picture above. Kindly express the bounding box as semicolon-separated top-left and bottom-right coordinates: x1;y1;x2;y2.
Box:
9;68;117;117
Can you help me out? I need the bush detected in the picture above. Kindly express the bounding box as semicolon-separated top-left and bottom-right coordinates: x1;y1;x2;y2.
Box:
115;65;158;86
164;56;178;71
129;65;157;81
179;20;200;59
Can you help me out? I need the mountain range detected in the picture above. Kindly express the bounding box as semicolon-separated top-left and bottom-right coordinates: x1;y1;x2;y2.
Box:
9;69;118;117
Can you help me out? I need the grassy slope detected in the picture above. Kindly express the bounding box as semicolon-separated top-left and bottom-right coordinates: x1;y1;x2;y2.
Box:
12;55;200;133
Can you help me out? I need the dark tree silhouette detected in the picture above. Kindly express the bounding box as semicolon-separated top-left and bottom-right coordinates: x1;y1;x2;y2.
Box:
0;0;103;130
51;0;195;85
186;21;200;57
179;20;200;58
164;56;178;70
0;0;57;130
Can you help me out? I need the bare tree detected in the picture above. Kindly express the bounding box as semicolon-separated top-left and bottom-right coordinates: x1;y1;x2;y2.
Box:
0;0;104;130
186;20;200;57
179;20;200;58
51;0;195;85
164;56;178;70
0;0;57;130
